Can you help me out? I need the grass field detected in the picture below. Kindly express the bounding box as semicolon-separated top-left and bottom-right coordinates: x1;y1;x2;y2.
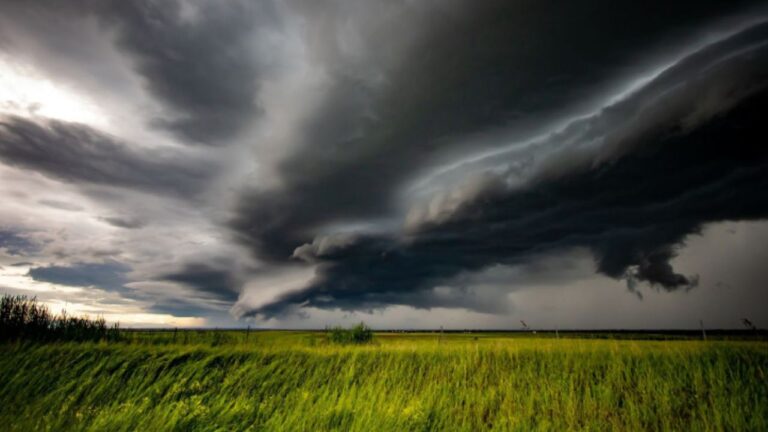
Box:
1;331;766;431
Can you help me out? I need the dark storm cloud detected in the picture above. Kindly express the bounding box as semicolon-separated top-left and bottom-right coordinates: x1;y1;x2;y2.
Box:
146;301;224;318
421;22;768;190
0;115;211;197
28;261;130;292
245;21;768;317
231;0;766;262
160;263;240;303
94;0;276;144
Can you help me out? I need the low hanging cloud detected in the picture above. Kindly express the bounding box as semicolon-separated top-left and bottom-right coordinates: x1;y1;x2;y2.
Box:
244;21;768;318
28;261;131;293
160;263;242;304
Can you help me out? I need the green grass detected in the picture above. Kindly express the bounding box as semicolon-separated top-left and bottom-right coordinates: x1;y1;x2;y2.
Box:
1;332;766;431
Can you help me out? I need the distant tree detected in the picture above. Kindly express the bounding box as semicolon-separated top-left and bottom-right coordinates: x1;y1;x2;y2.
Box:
328;322;374;344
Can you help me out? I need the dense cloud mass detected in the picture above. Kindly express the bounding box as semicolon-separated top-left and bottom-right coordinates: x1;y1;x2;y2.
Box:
93;0;277;144
1;0;767;327
242;10;768;317
231;0;768;261
161;263;242;303
258;86;768;315
0;115;211;196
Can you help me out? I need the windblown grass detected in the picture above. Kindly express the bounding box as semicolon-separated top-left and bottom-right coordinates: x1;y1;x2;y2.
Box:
0;333;766;431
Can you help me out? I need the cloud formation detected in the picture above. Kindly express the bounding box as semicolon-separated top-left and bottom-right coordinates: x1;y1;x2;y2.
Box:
231;0;767;261
28;261;130;293
1;0;767;327
160;263;241;303
0;230;38;256
245;20;768;317
0;115;212;197
94;0;277;144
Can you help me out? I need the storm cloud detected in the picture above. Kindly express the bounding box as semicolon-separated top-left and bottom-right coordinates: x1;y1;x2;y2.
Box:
231;0;768;262
245;19;768;317
93;0;277;144
160;263;241;303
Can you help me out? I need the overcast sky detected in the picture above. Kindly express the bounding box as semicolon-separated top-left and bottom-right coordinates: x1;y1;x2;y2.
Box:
1;0;767;329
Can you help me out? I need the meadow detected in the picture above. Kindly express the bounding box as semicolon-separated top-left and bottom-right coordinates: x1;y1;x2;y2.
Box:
1;330;767;431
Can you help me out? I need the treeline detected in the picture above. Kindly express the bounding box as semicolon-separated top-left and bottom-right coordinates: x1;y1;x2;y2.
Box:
0;295;120;342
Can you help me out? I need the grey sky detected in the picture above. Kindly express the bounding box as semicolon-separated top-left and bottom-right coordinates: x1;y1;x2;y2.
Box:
1;0;767;328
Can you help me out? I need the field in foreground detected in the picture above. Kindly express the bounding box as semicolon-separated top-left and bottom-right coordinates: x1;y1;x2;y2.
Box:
1;332;766;431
